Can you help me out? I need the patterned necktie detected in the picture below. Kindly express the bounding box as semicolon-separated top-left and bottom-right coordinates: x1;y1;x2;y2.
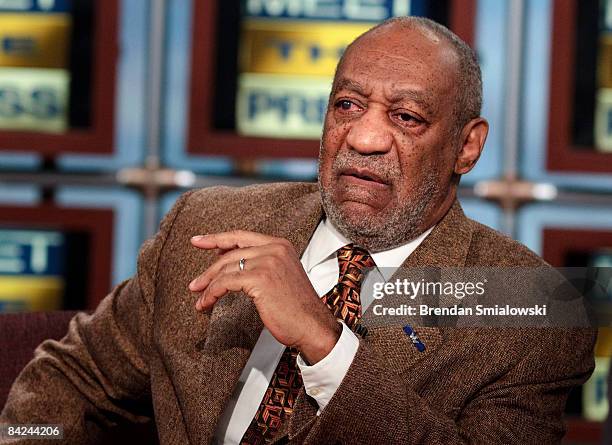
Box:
240;244;375;444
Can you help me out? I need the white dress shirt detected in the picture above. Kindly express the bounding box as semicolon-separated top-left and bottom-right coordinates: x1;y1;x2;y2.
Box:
213;219;433;444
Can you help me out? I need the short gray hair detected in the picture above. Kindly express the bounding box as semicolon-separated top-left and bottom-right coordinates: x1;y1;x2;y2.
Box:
335;16;482;133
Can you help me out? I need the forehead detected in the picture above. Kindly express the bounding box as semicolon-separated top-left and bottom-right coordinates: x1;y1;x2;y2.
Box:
335;26;458;104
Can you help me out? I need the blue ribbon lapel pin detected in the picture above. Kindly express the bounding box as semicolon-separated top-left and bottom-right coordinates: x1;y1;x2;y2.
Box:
402;325;426;352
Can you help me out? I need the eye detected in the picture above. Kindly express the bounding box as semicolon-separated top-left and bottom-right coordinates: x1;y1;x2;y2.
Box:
392;111;424;127
334;99;361;112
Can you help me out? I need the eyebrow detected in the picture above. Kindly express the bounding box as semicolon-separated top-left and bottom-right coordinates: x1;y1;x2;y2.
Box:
387;89;435;113
332;77;435;114
331;78;368;96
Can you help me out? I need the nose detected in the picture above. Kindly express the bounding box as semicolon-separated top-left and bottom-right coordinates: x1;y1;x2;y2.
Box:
345;108;393;154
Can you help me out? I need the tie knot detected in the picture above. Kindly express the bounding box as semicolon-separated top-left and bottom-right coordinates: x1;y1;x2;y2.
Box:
337;244;375;283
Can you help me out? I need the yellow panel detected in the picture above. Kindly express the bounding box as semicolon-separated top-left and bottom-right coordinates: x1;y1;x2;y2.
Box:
596;327;612;356
236;72;332;139
0;275;63;311
599;35;612;89
240;19;373;76
0;13;71;68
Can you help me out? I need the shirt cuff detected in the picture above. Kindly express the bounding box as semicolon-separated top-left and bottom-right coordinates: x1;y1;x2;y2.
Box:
296;321;360;413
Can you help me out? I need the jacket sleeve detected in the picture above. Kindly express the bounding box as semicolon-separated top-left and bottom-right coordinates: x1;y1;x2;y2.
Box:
288;328;596;444
0;191;194;444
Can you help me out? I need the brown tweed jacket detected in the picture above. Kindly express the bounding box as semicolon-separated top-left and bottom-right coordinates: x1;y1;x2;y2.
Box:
0;182;596;444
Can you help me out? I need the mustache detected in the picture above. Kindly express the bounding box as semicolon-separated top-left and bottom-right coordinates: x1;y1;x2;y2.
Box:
331;151;401;184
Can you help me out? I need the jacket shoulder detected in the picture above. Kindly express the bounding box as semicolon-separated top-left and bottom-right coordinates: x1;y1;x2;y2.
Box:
186;182;318;208
466;219;548;267
166;182;319;232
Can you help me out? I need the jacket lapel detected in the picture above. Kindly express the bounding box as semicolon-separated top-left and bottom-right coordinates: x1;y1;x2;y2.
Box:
400;200;473;269
181;186;323;444
363;200;474;372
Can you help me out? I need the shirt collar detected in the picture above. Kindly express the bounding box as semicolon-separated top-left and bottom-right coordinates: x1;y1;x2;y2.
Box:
370;226;433;281
302;217;434;281
302;217;348;274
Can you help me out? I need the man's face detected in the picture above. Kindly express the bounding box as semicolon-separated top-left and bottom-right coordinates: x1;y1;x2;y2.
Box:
318;25;464;251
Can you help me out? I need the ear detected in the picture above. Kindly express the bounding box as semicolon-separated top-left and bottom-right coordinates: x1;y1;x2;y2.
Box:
454;117;489;175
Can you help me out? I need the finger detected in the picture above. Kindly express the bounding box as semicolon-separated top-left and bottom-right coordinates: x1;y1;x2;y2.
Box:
188;246;272;291
190;230;290;251
195;271;250;311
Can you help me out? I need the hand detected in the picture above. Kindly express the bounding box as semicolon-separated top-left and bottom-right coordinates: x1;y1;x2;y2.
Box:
188;230;341;363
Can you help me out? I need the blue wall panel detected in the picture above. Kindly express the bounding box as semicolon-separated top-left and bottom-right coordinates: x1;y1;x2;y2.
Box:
0;185;39;204
462;0;506;185
55;187;143;285
163;0;234;175
57;0;148;170
460;198;502;231
517;203;612;256
0;153;40;170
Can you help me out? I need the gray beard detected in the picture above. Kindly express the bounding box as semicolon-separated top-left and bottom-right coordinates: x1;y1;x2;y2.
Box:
318;152;443;252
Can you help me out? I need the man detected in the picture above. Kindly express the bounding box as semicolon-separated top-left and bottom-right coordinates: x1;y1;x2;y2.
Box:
1;17;595;444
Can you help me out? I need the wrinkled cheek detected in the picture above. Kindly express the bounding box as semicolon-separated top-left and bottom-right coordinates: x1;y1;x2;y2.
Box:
398;140;436;170
319;123;348;183
322;121;349;148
